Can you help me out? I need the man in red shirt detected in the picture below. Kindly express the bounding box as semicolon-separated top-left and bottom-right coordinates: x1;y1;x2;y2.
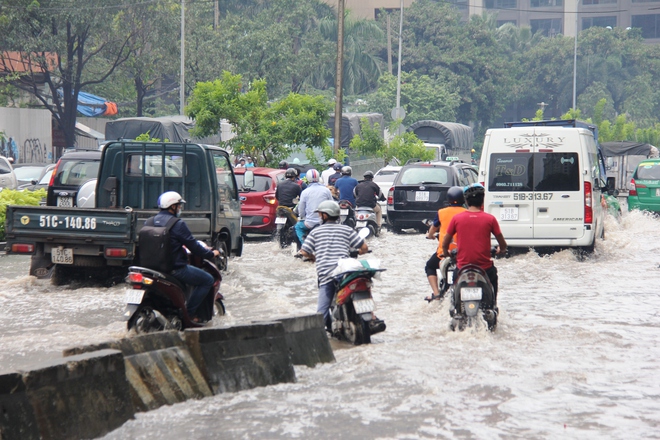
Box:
442;183;507;300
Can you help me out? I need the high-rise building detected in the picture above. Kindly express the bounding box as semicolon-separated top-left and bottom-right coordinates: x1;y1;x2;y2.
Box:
322;0;660;40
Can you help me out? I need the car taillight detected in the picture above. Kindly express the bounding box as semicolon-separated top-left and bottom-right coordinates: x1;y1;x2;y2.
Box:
584;181;592;224
262;216;270;224
263;195;277;205
387;188;394;205
49;159;61;187
105;248;128;257
629;178;637;196
11;243;34;253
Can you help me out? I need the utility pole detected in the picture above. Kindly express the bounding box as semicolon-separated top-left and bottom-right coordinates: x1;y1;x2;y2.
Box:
387;14;392;75
214;0;219;30
333;0;345;158
180;0;185;115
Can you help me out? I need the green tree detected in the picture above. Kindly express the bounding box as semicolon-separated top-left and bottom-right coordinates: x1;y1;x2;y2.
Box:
350;118;434;164
367;72;458;125
186;71;332;165
0;0;134;147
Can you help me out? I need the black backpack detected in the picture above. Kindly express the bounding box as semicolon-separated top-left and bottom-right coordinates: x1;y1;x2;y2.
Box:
138;216;180;272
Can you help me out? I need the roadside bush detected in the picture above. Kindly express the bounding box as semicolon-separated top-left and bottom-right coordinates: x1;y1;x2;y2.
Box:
0;189;46;241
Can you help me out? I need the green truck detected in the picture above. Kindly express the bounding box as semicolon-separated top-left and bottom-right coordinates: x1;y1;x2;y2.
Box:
4;141;243;282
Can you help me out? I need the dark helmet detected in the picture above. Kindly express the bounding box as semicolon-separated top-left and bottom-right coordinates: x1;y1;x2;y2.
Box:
279;160;288;170
333;162;343;171
463;183;485;199
446;186;465;206
363;170;374;179
341;166;352;176
285;167;297;178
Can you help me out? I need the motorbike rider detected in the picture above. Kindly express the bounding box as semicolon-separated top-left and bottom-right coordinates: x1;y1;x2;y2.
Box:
294;169;333;246
327;162;343;186
353;170;386;227
334;166;358;206
275;168;302;208
278;160;289;170
424;186;466;301
320;158;337;185
152;191;221;320
442;183;507;304
299;200;369;331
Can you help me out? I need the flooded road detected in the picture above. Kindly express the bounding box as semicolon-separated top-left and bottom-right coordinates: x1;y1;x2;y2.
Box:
2;211;659;438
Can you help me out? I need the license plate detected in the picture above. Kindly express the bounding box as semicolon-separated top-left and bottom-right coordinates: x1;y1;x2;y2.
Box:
415;191;429;202
275;217;287;224
125;289;145;304
57;197;73;207
340;209;349;215
446;270;453;284
51;247;73;264
356;221;367;228
500;207;519;221
353;298;375;314
461;287;482;301
656;188;660;197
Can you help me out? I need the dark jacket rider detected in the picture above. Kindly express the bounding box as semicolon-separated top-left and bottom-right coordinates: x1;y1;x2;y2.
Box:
275;168;302;208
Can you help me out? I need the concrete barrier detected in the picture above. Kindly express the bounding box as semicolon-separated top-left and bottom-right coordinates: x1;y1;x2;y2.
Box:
269;314;335;367
1;349;133;440
184;322;296;395
63;331;212;412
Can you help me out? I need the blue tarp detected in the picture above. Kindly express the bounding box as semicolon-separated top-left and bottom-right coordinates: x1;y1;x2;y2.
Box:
57;90;117;117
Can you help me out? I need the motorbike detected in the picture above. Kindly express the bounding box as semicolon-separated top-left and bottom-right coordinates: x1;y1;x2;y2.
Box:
355;206;379;238
338;200;356;228
449;248;498;332
328;229;386;345
123;244;225;333
275;205;300;249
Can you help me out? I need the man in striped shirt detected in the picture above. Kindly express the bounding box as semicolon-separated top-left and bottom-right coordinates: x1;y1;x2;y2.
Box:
300;200;368;330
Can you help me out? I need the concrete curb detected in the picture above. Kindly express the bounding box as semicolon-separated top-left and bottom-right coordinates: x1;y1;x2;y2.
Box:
1;314;334;439
63;331;212;412
0;349;133;440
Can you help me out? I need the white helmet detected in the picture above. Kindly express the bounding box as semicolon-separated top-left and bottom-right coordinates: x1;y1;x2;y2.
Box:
158;191;186;209
328;158;337;166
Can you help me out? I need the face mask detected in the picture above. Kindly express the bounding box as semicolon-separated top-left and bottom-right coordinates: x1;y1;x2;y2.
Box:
175;206;182;217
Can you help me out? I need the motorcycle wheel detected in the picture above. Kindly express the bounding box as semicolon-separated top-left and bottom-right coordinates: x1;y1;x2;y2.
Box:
127;306;163;333
278;226;291;249
343;304;371;345
214;299;226;317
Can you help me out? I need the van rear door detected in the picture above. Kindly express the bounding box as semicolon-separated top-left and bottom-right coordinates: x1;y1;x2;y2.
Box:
485;152;534;239
530;150;583;239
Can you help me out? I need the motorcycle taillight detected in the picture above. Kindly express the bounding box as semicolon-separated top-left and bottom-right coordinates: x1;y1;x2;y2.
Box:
128;272;143;283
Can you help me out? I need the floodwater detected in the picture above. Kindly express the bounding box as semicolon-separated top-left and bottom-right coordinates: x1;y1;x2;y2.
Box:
1;210;659;439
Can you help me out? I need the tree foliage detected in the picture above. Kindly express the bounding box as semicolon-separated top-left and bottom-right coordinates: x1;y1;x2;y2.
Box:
186;71;332;166
0;189;46;240
350;118;434;164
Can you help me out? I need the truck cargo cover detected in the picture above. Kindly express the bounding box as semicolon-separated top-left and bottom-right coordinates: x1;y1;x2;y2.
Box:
600;141;657;157
407;120;474;151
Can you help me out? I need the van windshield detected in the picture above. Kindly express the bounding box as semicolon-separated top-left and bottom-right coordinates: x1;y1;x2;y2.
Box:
488;153;579;192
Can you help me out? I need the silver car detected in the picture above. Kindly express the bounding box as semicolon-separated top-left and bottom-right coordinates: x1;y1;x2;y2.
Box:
373;166;401;217
0;156;18;190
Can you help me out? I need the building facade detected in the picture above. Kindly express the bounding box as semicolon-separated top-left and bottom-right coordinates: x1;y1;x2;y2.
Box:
323;0;660;40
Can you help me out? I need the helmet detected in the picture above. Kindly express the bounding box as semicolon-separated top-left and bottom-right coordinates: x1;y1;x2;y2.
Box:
158;191;186;209
363;170;374;179
446;186;465;206
306;169;320;182
328;158;337;166
463;183;485;199
285;167;297;178
333;162;343;171
341;166;352;176
279;160;288;170
315;200;340;217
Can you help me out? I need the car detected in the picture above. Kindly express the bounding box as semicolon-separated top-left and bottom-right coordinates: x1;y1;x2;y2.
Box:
386;159;478;232
0;156;18;190
47;150;102;207
13;163;49;187
17;164;56;190
373;165;401;217
234;167;286;234
628;158;660;213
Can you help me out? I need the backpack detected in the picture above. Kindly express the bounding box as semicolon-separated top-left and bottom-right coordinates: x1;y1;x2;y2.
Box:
138;216;180;272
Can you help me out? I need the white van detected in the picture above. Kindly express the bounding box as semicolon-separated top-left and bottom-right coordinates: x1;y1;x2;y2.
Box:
478;121;606;252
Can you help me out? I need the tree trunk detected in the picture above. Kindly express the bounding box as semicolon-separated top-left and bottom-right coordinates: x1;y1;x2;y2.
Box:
136;75;145;116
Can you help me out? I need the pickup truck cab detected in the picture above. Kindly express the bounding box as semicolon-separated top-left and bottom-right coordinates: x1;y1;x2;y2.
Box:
5;141;243;281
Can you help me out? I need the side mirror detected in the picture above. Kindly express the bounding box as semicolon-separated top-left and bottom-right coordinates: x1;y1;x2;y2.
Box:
243;170;255;190
102;176;118;208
